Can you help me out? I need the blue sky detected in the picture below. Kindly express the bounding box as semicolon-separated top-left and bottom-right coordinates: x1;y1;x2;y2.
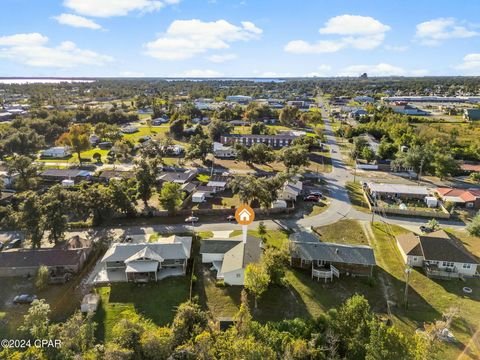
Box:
1;0;480;77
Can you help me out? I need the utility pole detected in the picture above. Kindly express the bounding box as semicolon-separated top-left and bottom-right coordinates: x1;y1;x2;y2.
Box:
417;158;424;185
404;267;412;310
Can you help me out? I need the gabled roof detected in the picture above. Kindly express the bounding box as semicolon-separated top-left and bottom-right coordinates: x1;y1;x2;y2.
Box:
0;248;88;268
200;239;242;254
436;188;480;202
220;236;262;274
419;231;478;264
290;241;376;266
125;247;164;263
396;233;423;256
101;236;192;263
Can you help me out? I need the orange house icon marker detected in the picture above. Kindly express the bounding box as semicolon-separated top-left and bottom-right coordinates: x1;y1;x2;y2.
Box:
235;204;255;225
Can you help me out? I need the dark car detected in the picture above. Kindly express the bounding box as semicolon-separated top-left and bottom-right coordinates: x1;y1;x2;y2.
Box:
226;215;235;222
309;191;323;197
4;238;22;250
13;294;37;304
303;195;319;202
420;225;434;233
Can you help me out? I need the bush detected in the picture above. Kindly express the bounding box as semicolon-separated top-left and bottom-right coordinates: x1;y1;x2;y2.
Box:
215;280;225;287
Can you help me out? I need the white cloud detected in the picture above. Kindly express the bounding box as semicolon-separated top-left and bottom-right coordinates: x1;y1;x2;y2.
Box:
415;18;478;46
144;19;262;60
0;33;48;46
455;53;480;73
285;15;390;54
0;33;113;68
206;53;237;63
64;0;179;17
319;14;390;35
53;13;102;29
175;69;222;77
384;44;408;52
339;63;406;77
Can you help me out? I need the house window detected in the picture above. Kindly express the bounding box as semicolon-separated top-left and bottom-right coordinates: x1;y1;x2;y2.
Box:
442;261;454;267
462;264;471;269
413;257;417;261
236;273;241;278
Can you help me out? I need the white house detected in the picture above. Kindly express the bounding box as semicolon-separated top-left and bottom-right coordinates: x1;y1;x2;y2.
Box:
213;142;236;158
396;230;478;278
200;235;262;286
95;235;192;284
40;146;71;159
278;179;303;201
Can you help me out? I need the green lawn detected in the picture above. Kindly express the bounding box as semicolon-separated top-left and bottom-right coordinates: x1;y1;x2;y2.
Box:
314;219;369;245
94;278;190;342
370;222;480;360
346;181;370;211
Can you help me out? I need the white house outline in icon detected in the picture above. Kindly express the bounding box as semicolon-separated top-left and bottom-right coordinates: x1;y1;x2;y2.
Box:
238;208;251;222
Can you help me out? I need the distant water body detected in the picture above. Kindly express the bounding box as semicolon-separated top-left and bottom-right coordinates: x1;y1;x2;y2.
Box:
0;78;95;84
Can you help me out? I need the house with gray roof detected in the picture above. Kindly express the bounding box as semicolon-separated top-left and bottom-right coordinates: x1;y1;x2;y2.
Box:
396;230;478;278
94;235;192;283
200;235;262;286
290;235;376;281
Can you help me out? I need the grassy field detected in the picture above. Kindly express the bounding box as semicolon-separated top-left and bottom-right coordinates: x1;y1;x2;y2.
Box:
94;278;190;342
314;219;369;245
370;222;480;360
346;181;370;212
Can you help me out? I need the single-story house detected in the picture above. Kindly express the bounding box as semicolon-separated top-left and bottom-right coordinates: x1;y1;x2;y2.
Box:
200;235;262;286
158;170;197;185
97;235;192;283
460;163;480;174
40;146;71;159
396;230;478;278
290;238;376;281
213;142;236;158
367;183;429;200
97;170;135;183
152;117;169;125
40;169;92;183
435;188;480;210
0;247;90;277
196;185;216;197
464;108;480;121
206;175;230;193
278;179;303;201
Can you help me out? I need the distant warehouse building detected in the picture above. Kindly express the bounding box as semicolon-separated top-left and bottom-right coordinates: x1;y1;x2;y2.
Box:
220;134;297;148
226;95;252;104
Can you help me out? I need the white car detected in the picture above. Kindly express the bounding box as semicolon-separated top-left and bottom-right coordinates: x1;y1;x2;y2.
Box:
185;216;199;223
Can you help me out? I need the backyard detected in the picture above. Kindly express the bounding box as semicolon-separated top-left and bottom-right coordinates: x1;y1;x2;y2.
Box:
94;277;191;342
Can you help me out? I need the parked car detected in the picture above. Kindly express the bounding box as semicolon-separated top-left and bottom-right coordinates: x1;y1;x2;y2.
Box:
185;216;199;223
4;238;21;250
309;191;324;198
13;294;37;304
420;225;434;233
226;215;235;222
303;195;319;202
